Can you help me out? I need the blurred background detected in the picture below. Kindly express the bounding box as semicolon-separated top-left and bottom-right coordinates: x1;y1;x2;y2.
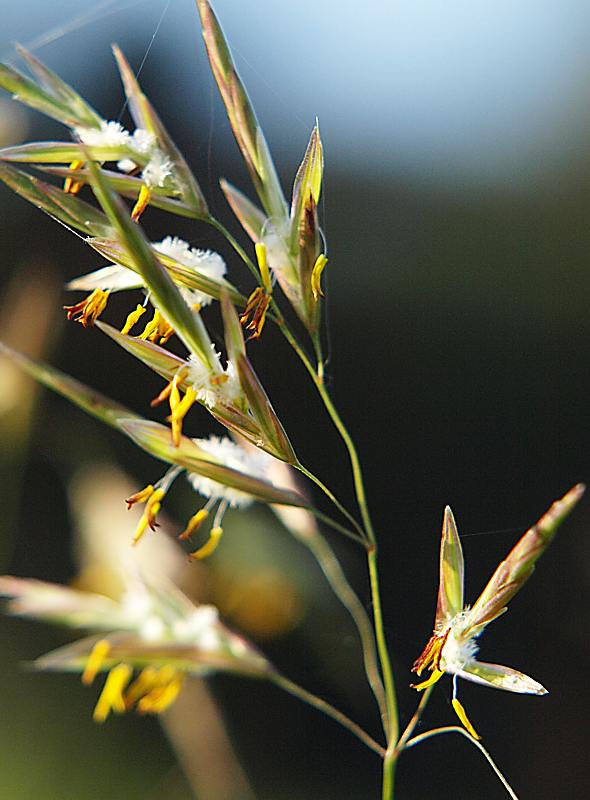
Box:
1;0;590;797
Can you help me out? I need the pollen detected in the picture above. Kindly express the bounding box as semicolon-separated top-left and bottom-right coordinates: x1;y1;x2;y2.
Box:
64;289;110;327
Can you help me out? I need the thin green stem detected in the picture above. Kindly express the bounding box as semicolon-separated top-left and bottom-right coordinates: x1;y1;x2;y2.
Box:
368;548;398;746
380;686;435;798
312;332;325;384
277;313;400;787
271;672;385;758
404;726;519;800
295;463;366;541
381;751;397;800
308;507;369;547
206;216;260;283
394;686;434;754
304;531;389;735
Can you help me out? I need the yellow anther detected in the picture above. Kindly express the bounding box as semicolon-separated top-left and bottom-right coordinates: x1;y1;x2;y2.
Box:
64;159;84;195
169;372;182;410
132;515;150;545
189;525;223;560
452;697;481;740
139;309;175;345
81;639;111;686
192;302;202;313
132;487;166;544
121;304;147;335
240;286;271;340
124;666;159;708
64;289;110;328
255;241;272;293
137;674;184;714
178;508;209;541
411;668;444;692
311;254;328;300
131;184;151;222
92;663;133;723
150;369;189;409
412;631;449;677
125;484;155;509
169;386;197;447
145;488;165;529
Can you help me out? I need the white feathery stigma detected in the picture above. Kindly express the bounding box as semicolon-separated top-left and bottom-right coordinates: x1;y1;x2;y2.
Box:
186;436;273;508
439;611;480;674
142;149;173;188
75;120;131;148
154;236;227;307
187;346;241;409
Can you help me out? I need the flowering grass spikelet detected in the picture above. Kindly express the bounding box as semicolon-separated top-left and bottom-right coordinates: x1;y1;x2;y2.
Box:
0;573;273;723
412;484;585;738
68;235;227;317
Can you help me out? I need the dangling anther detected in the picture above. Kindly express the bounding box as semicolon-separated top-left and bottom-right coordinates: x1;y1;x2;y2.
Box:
92;663;133;723
82;639;111;686
132;487;166;544
311;254;328;300
131;184;151;222
64;289;110;327
139;309;174;345
64;160;85;195
452;675;481;740
125;484;154;510
188;525;223;560
150;369;189;409
168;385;197;447
239;242;273;340
240;287;271;340
121;304;147;335
178;508;209;541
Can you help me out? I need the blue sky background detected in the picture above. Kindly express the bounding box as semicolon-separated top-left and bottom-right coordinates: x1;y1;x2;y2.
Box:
2;0;590;188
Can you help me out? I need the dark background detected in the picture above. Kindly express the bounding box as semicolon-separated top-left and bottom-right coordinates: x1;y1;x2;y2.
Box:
0;1;589;798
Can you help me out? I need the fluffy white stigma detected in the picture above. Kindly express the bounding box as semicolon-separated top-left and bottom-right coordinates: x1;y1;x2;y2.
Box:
142;149;173;188
130;128;156;154
172;606;220;649
186;436;272;508
187;347;241;409
440;612;480;674
75;120;131;148
154;236;227;307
